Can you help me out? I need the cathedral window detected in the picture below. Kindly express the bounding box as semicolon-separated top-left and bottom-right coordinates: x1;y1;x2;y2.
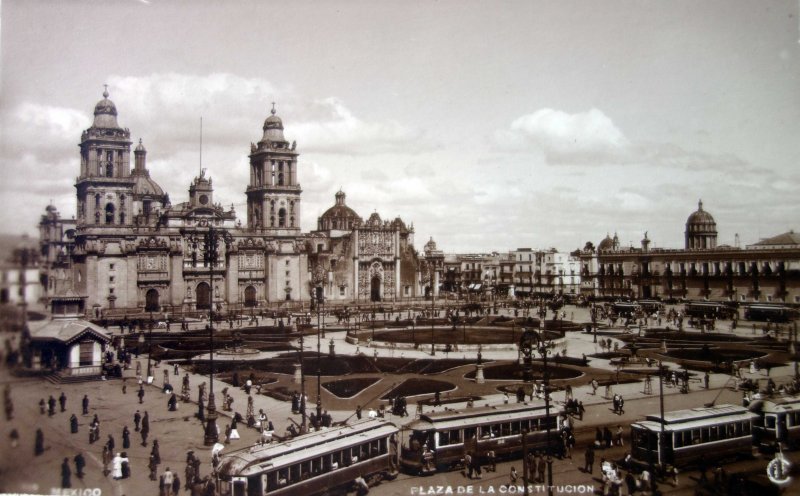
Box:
289;201;294;213
287;163;292;185
106;163;114;177
278;208;287;227
290;216;295;227
143;200;151;216
120;212;125;225
95;211;101;224
105;203;115;224
95;194;101;208
270;216;275;227
278;173;284;186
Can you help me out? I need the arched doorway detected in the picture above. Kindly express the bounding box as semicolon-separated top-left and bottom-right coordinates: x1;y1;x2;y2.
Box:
196;282;211;310
145;289;160;312
244;286;256;308
370;276;381;302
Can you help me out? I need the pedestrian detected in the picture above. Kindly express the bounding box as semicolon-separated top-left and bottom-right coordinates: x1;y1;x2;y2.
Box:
82;395;89;415
618;395;624;415
578;401;585;421
168;393;177;411
61;457;71;488
704;371;710;389
138;385;145;404
121;451;131;479
172;473;181;496
591;379;598;395
152;439;161;464
487;449;497;472
604;426;613;448
141;422;149;446
464;452;473;479
509;466;518;487
39;398;46;415
70;413;79;433
34;428;44;456
584;445;595;473
536;453;546;483
625;471;637;495
102;445;111;476
59;392;67;412
74;453;85;479
149;453;158;481
163;467;174;496
134;410;141;431
10;428;19;448
112;452;124;480
48;395;56;416
616;425;624;446
174;363;179;376
122;425;130;449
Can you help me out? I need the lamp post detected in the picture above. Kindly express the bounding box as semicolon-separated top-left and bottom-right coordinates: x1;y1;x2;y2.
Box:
298;333;307;431
188;225;233;446
316;293;323;428
430;263;436;356
537;328;554;496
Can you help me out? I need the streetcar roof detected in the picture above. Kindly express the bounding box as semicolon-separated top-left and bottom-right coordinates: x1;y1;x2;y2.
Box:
632;411;758;432
643;404;752;425
217;419;398;477
749;394;800;413
406;402;563;431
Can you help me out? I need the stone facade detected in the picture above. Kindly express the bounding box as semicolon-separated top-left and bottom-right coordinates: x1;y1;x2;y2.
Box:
578;201;800;304
39;91;429;317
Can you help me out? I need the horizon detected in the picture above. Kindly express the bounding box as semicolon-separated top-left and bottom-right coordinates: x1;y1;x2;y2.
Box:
1;1;798;253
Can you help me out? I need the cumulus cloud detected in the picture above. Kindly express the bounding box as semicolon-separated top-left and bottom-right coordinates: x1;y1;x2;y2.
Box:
293;97;435;155
496;108;631;164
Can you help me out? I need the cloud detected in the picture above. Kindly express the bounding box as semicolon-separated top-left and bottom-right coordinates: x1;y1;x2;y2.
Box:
495;108;631;164
293;97;435;155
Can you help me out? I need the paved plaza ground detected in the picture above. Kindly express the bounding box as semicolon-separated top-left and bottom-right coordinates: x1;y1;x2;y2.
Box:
1;303;798;495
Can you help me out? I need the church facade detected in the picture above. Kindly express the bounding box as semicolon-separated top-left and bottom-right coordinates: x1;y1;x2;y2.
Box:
39;91;431;317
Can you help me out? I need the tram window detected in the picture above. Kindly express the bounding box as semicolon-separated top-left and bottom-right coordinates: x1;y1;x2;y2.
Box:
673;432;683;448
766;416;776;429
529;419;538;432
312;457;322;475
709;426;719;441
380;437;388;453
727;424;736;438
481;425;494;438
288;466;298;484
266;472;279;491
744;422;751;435
449;429;462;444
501;423;511;436
301;461;311;480
331;452;341;469
440;431;450;445
464;427;476;441
511;421;521;435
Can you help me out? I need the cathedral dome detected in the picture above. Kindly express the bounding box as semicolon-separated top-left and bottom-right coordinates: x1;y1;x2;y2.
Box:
261;105;286;143
686;200;716;231
132;174;165;197
685;199;718;249
92;88;120;129
319;190;362;230
598;234;614;251
424;237;438;253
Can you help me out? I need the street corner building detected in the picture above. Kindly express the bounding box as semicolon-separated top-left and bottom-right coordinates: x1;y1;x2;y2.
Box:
37;90;436;320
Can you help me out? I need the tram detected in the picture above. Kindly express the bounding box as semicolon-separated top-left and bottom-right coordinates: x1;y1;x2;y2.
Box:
630;404;757;468
744;304;799;323
637;300;664;314
683;301;737;320
216;419;399;496
609;302;641;318
748;394;800;448
400;402;565;474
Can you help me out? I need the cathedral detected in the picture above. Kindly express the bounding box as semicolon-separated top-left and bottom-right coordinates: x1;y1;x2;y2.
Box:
39;90;432;317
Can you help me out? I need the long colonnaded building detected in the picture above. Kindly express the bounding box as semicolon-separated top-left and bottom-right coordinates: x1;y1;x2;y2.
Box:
578;201;800;304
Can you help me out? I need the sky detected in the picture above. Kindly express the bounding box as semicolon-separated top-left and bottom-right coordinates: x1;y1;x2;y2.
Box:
1;0;798;254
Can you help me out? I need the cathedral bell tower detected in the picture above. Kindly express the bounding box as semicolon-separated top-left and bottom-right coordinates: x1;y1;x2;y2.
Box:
245;104;302;235
75;87;134;228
